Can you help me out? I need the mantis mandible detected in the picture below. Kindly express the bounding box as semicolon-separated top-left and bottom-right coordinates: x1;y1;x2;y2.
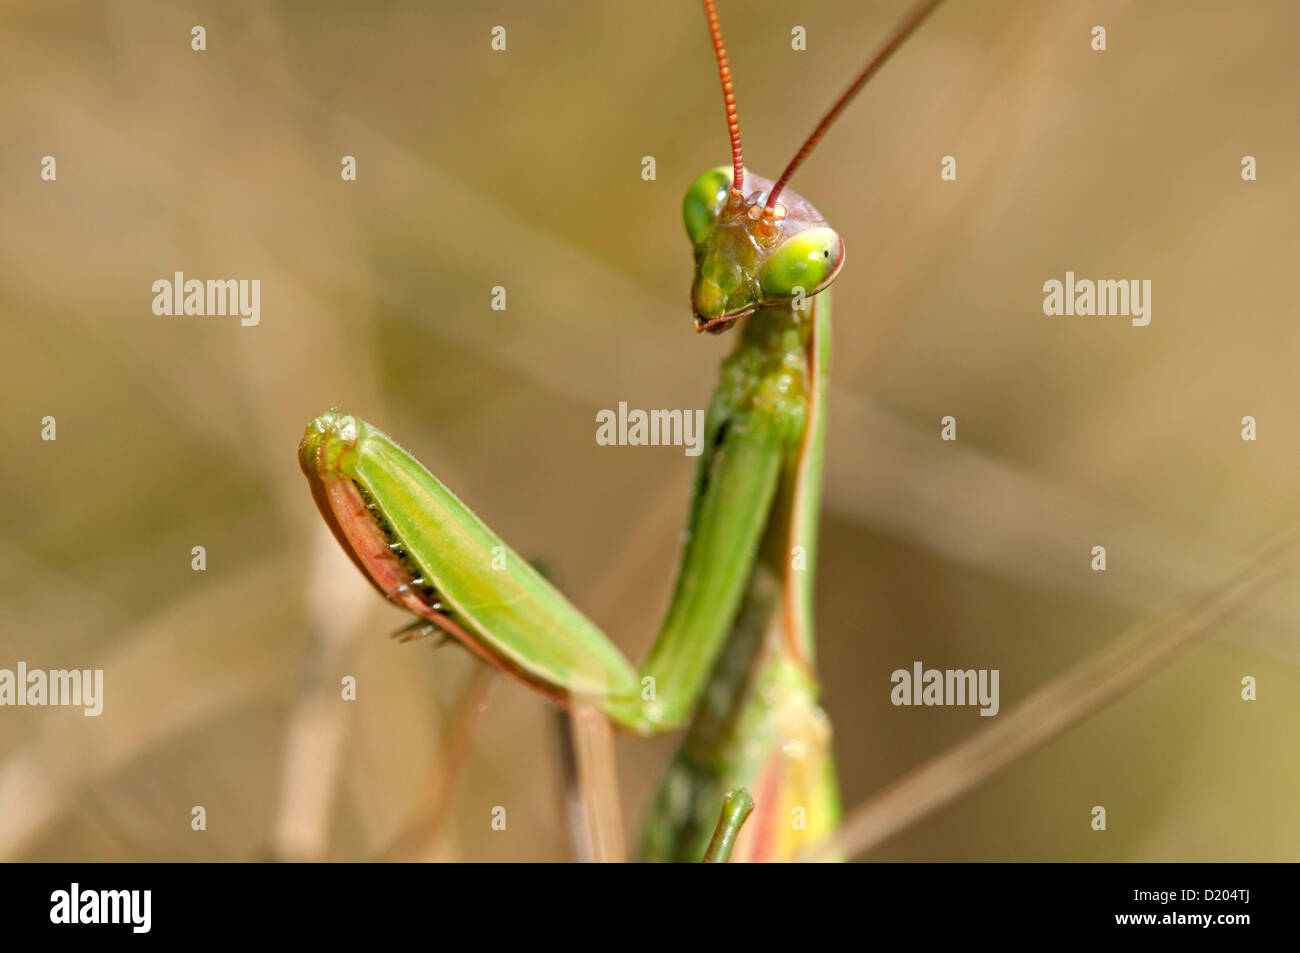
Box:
298;0;945;862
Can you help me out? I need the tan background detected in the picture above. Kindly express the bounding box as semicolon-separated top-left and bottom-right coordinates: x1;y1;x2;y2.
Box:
1;0;1298;860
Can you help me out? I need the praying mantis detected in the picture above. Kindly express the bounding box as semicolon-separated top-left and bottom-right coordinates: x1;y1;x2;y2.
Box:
298;0;945;861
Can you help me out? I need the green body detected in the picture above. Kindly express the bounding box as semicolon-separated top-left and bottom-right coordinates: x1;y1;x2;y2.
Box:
641;295;841;861
299;165;844;859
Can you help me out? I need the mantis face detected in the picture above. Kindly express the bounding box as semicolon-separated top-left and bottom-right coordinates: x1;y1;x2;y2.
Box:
683;166;845;333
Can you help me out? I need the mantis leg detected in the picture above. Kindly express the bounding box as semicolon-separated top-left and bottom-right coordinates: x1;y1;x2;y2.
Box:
299;302;821;738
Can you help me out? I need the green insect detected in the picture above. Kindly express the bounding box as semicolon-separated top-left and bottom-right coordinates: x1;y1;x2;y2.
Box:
299;0;944;862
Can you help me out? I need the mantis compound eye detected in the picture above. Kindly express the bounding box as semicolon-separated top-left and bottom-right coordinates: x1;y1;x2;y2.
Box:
682;166;737;246
758;226;844;300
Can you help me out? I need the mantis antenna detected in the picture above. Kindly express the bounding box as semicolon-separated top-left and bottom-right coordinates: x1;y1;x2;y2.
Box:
702;0;745;197
765;0;946;214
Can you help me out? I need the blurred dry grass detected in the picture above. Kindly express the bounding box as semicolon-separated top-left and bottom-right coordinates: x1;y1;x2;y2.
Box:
1;0;1298;860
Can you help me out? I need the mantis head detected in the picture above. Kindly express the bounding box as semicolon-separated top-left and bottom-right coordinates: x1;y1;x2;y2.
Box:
687;0;941;334
684;165;844;334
